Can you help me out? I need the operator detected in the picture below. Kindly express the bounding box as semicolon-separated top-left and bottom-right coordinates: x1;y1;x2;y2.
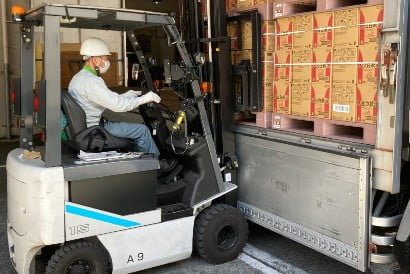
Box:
68;37;174;170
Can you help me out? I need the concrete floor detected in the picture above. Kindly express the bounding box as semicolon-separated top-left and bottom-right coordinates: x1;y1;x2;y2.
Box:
0;141;397;274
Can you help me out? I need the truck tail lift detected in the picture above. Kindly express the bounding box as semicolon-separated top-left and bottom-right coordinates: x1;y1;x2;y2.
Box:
6;4;248;274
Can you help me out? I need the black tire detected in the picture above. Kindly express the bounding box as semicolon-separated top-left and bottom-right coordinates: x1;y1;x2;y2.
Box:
193;203;248;264
394;239;410;274
45;241;111;274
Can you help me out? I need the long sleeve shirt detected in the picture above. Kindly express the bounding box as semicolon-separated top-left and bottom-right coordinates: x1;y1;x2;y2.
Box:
68;67;142;127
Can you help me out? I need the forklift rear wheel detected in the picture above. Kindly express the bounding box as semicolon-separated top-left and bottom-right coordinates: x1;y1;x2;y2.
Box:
194;203;248;264
45;241;111;274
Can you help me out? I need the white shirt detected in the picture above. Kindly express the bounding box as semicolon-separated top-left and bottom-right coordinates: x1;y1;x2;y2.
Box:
68;69;141;127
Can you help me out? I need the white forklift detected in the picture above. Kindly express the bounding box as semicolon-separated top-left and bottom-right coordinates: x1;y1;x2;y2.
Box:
6;4;247;274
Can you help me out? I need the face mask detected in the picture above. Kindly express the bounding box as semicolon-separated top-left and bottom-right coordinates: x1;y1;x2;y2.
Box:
98;59;110;74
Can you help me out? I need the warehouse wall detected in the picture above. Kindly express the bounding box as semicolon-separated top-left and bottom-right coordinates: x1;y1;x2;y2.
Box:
31;0;124;84
0;0;31;138
0;0;180;138
0;4;5;138
0;0;124;138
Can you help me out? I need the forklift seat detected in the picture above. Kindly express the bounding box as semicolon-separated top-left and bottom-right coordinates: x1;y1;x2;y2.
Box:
61;91;132;152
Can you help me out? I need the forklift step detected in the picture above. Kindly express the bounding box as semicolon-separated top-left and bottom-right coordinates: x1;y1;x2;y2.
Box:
161;203;193;222
274;0;383;18
271;113;376;144
227;3;274;21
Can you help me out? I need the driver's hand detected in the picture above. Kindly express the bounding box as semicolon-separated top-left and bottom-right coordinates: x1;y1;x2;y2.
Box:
140;91;161;104
124;90;142;97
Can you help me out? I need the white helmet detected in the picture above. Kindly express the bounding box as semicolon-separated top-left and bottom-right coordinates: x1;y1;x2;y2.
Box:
80;37;111;59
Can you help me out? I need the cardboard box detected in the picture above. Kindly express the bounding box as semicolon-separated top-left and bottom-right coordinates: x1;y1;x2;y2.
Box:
358;5;383;46
359;5;384;24
288;44;312;91
312;48;332;83
334;8;359;47
358;6;383;46
313;11;334;29
274;50;292;81
232;50;252;64
292;49;313;83
313;12;333;48
333;64;357;84
275;16;293;34
292;65;311;83
274;81;291;114
333;47;357;63
294;30;313;49
238;0;253;8
262;52;275;82
275;50;292;64
241;21;253;49
263;81;274;112
262;20;275;51
275;17;293;50
331;83;356;122
275;33;293;50
359;23;382;46
275;65;291;82
356;83;378;124
254;0;274;4
334;26;358;47
263;50;275;62
292;49;312;64
291;83;311;116
334;8;358;27
226;0;238;11
293;13;313;31
357;45;380;85
311;83;331;118
227;22;240;50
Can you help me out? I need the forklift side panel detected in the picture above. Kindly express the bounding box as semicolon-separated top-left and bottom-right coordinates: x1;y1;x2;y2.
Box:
235;128;371;271
69;170;157;215
98;216;195;273
7;149;65;274
65;202;161;241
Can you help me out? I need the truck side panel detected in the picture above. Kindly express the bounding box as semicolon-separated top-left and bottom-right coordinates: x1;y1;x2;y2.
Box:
236;130;371;271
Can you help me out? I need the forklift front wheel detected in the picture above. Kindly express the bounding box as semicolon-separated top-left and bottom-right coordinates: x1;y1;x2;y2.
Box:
45;240;111;274
194;203;248;264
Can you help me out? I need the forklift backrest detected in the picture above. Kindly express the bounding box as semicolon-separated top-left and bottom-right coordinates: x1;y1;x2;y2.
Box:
61;91;87;140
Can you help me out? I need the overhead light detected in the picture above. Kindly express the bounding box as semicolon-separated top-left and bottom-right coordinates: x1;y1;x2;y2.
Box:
153;0;162;4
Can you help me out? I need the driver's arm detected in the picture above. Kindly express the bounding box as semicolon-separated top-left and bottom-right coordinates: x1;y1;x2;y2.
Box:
86;78;160;112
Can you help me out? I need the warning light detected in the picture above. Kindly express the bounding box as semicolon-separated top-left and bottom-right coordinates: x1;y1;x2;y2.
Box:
10;91;15;103
33;96;40;111
200;82;212;94
11;6;26;22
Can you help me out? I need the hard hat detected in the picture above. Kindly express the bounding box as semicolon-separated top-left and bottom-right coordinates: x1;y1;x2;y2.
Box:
80;37;111;57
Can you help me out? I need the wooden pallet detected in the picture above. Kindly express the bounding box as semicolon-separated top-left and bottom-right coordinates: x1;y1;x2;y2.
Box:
271;113;376;144
274;0;383;18
228;3;274;20
237;112;273;129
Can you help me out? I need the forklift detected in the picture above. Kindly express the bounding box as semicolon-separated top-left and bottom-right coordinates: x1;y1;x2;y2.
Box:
7;4;247;274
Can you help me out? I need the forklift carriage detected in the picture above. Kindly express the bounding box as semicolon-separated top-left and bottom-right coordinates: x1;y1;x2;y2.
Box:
6;4;248;274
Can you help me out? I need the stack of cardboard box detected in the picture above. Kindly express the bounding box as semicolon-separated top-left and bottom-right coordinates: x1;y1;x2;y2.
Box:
332;5;383;124
227;0;275;112
272;5;382;124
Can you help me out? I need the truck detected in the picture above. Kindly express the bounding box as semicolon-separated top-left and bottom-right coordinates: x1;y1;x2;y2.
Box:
5;0;410;273
197;0;410;272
